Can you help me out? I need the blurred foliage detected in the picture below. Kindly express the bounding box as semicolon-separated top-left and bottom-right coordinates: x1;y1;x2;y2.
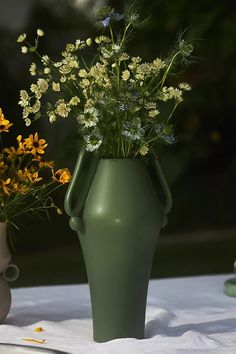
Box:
0;0;236;248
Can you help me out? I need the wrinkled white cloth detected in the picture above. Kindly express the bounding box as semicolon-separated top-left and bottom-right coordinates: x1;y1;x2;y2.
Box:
0;274;235;354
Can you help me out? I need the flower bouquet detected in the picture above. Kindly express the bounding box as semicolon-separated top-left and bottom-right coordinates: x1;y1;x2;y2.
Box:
16;4;193;342
17;6;192;158
0;107;71;322
0;107;71;231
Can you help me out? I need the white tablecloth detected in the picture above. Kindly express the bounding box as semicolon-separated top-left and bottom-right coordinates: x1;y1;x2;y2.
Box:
0;274;236;354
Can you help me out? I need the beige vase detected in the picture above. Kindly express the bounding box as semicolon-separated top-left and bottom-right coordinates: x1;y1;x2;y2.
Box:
0;222;19;323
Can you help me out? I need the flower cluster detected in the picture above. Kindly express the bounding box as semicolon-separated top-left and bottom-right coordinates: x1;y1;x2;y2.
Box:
17;6;193;158
0;107;71;227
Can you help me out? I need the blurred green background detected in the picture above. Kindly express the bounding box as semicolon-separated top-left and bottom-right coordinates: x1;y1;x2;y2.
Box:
0;0;236;286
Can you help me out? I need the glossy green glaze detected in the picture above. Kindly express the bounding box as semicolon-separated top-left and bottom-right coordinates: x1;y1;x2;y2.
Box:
65;149;172;342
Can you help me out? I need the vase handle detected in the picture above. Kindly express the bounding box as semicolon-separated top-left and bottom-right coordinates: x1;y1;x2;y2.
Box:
153;157;173;228
64;148;99;232
3;263;19;282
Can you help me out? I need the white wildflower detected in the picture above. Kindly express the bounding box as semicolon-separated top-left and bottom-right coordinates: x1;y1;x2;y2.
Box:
139;145;149;156
29;62;37;76
21;46;28;54
37;78;49;93
122;70;130;81
95;35;111;44
42;55;50;65
69;96;80;106
77;107;99;128
86;38;92;46
31;100;41;113
78;69;87;78
161;86;183;103
152;58;166;70
25;118;32;126
52;82;60;91
148;109;159;118
81;79;90;87
55;100;71;118
49;112;57;123
179;82;191;91
84;132;103;152
145;102;157;110
23;107;30;118
37;29;44;37
18;90;29;107
17;33;26;43
60;76;67;83
44;67;51;74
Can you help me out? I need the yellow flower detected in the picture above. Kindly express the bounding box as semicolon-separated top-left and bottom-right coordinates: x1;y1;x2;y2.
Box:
53;168;71;184
36;156;55;169
16;135;26;155
1;178;11;195
24;133;48;155
0;108;13;133
13;182;29;194
26;171;42;183
3;146;17;159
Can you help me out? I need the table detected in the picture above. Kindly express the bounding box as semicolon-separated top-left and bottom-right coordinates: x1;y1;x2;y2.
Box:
0;274;235;354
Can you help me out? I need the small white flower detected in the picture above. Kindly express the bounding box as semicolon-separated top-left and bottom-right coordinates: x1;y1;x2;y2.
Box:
17;33;26;43
78;69;87;78
81;79;90;87
49;112;57;123
21;46;28;54
78;107;99;127
139;145;149;156
122;70;130;81
148;109;159;118
31;100;41;113
37;29;44;37
60;76;67;83
112;44;121;52
86;38;92;46
179;82;191;91
29;62;37;76
25;118;31;126
55;100;71;118
42;55;50;65
69;96;80;106
37;78;49;93
84;132;103;152
20;90;29;101
44;67;51;74
52;82;60;91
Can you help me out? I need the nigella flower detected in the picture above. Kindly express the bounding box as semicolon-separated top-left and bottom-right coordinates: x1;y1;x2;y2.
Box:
122;118;145;141
101;17;110;28
101;12;124;28
118;103;128;111
84;130;103;152
155;123;176;145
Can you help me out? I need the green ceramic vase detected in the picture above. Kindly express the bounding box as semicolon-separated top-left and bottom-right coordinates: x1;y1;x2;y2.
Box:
64;149;172;342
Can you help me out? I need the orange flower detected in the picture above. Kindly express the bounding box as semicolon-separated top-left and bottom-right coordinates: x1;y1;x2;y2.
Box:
53;168;71;184
26;171;42;183
24;132;48;155
0;108;13;133
35;156;55;169
16;135;26;155
4;146;17;159
1;178;11;195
